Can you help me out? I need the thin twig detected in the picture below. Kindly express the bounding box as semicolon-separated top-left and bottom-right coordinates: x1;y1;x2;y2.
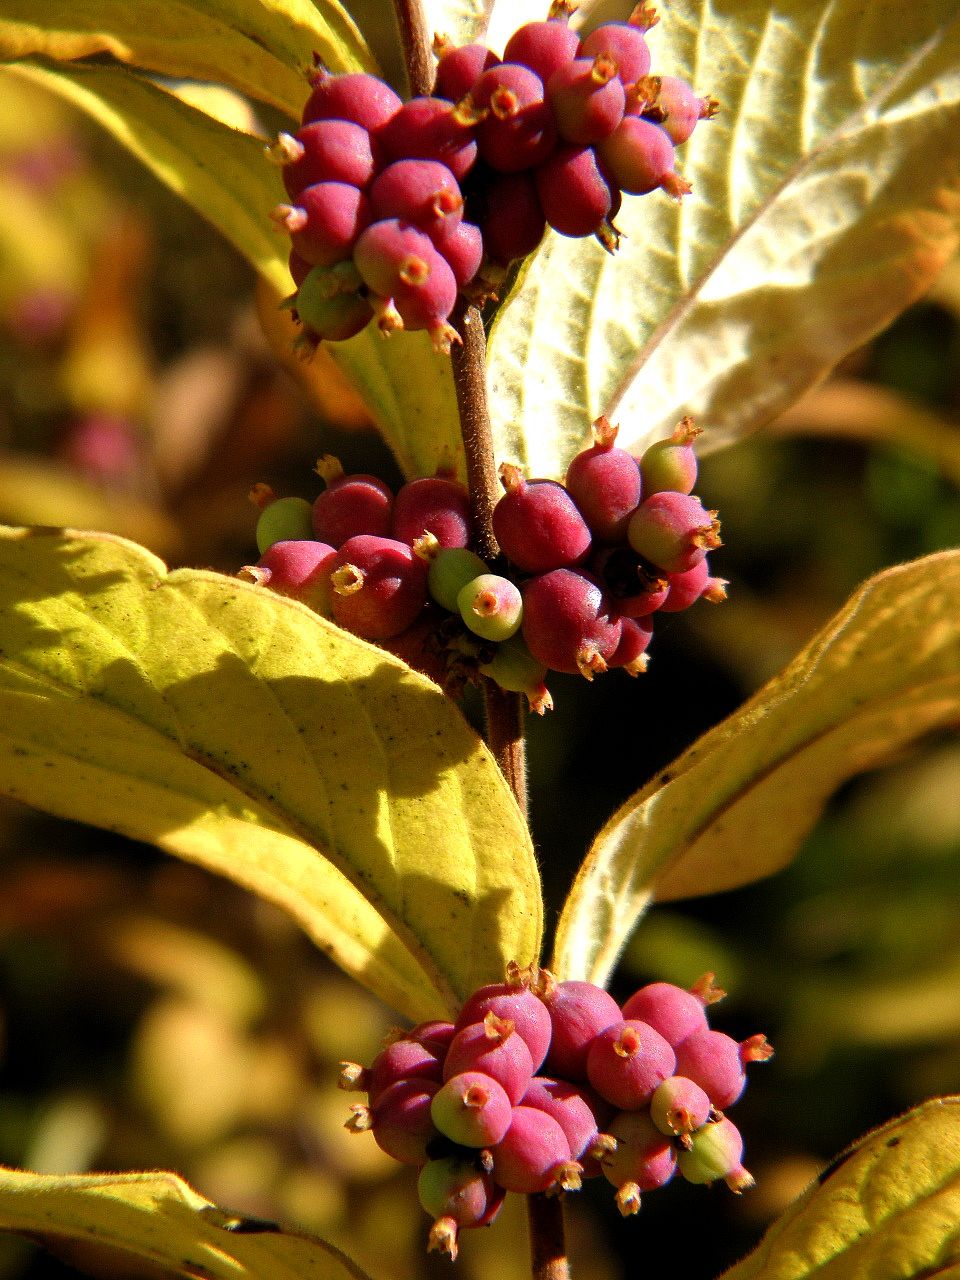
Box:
528;1194;571;1280
391;0;435;97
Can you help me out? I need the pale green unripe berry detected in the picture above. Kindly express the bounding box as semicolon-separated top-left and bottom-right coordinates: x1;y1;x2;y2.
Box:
255;496;314;553
458;573;523;641
419;543;488;612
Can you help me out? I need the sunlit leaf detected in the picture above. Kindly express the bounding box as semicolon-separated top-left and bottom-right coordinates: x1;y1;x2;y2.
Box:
327;328;463;479
721;1097;960;1280
0;1166;376;1280
553;552;960;987
0;527;542;1022
0;0;371;119
487;0;960;478
6;61;291;297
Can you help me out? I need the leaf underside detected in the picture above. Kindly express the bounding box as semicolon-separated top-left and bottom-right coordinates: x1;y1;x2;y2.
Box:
553;551;960;988
0;1166;376;1280
0;527;542;1022
486;0;960;477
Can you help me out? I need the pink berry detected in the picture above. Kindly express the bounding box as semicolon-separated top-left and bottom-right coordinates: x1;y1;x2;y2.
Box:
407;1020;457;1054
492;464;592;573
620;975;723;1047
433;42;500;102
674;1029;773;1109
471;64;558;173
522;1076;610;1165
365;1036;442;1105
598;116;691;198
366;1077;441;1164
434;219;483;287
650;1075;713;1137
502;20;581;84
590;546;669;617
490;1106;581;1194
580;22;652;85
535;144;615;239
455;979;553;1072
278;120;376;199
368;159;464;241
242;539;336;615
301;70;402;132
272;182;371;267
601;1109;676;1214
627;491;722;574
377;96;479;182
606;615;653;675
548;56;626;145
586;1019;676;1110
649;75;719;145
541;978;622;1080
657;558;726;613
430;1071;513;1147
443;1011;535;1104
353;218;439;299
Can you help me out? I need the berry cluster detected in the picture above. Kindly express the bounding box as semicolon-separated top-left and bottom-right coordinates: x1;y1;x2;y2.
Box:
339;964;772;1258
268;5;716;350
240;418;725;709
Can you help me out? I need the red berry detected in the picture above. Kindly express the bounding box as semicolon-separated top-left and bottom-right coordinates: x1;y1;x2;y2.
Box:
434;219;483;286
272;181;371;266
366;1035;442;1105
312;456;394;546
473;169;547;265
243;539;336;615
565;416;643;540
522;1076;610;1165
521;568;621;679
329;535;428;640
606;614;653;675
368;159;464;241
392;475;471;548
301;70;402;132
598;116;691;198
433;41;500;102
492;464;592;573
367;1077;441;1164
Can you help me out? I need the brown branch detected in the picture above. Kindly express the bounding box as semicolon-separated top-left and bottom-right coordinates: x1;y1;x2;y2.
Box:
392;0;435;97
528;1194;571;1280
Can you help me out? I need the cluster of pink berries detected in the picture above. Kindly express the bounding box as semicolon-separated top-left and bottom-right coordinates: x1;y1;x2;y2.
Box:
241;416;724;709
339;964;772;1259
268;4;716;351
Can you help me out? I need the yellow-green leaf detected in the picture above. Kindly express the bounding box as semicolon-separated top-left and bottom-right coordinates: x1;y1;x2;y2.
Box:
6;61;291;297
326;328;463;480
0;527;542;1022
0;0;371;120
553;552;960;987
721;1097;960;1280
0;1166;376;1280
487;0;960;478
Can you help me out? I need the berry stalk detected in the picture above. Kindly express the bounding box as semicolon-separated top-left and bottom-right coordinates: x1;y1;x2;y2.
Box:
390;0;435;98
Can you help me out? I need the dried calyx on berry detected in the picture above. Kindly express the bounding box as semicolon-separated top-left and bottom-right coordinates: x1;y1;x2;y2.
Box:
268;17;718;350
341;964;771;1247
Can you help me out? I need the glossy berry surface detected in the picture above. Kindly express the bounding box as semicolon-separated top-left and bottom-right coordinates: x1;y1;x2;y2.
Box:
329;535;428;640
599;116;687;197
650;1075;713;1137
278;182;371;267
620;980;715;1046
493;467;592;573
472;64;558;173
423;545;489;612
392;475;471;548
458;573;523;641
548;57;626;145
369;159;464;240
521;569;621;679
312;463;393;546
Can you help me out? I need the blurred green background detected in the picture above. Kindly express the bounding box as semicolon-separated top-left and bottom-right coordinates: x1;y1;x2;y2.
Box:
1;65;959;1280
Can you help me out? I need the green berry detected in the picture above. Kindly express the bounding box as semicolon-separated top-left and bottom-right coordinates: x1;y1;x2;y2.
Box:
255;496;314;553
458;573;523;641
